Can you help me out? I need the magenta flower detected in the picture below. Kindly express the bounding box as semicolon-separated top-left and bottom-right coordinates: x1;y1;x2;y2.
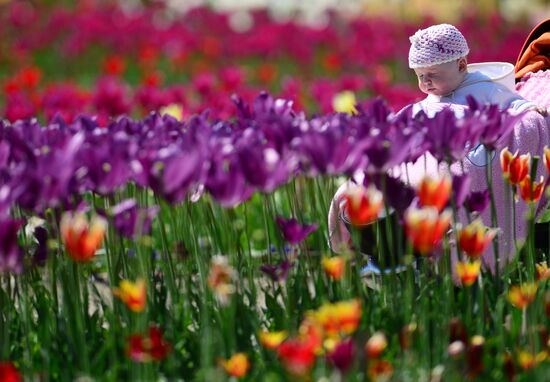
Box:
4;92;36;122
260;260;293;282
92;76;131;117
327;339;355;373
452;174;471;208
275;216;318;245
465;189;491;214
0;217;24;273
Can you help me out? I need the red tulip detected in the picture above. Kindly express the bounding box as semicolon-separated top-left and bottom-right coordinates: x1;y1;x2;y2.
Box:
500;148;530;185
417;175;451;211
519;175;545;203
404;207;451;255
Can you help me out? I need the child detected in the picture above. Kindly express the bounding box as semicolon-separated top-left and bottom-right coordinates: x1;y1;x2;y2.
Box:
328;23;550;276
407;23;546;117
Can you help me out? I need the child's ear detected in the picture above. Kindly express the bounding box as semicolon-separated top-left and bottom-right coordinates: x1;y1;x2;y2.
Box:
458;57;468;72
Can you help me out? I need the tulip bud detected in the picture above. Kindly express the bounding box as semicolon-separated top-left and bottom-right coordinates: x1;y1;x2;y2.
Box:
502;352;515;382
466;335;485;378
399;322;417;351
365;332;387;359
447;341;465;359
449;317;468;344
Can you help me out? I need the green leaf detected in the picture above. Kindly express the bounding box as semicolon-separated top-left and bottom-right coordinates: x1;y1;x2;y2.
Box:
537;208;550;223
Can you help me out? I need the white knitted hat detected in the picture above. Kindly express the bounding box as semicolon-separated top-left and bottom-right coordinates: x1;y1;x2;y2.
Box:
408;24;470;68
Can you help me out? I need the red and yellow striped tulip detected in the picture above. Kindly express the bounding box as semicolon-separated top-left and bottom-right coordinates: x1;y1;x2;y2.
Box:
113;279;147;313
365;332;387;359
343;184;383;226
458;219;497;259
404;207;451;255
259;330;287;350
536;262;550;282
60;212;107;263
455;260;481;287
417;175;451;211
309;299;361;337
508;283;538;309
500;148;530;185
322;256;345;280
519;175;545;203
220;353;250;378
544;146;550;175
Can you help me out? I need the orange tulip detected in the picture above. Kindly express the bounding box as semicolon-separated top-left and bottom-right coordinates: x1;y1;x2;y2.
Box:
536;262;550;281
259;330;287;350
367;360;393;381
220;353;250;378
365;332;387;359
404;207;452;255
544;146;550;175
60;212;107;262
322;256;345;280
417;175;451;211
112;279;147;313
309;299;362;337
343;184;383;226
458;219;497;259
519;175;545;203
508;283;538;309
455;260;481;287
500;148;530;185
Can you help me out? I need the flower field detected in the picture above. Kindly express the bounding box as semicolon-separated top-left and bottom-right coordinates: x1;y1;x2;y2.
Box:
1;1;550;381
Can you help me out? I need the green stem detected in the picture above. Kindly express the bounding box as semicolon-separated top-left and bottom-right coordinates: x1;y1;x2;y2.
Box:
155;196;179;302
485;149;500;287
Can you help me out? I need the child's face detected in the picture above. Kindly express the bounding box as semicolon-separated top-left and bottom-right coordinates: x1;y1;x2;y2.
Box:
413;59;467;97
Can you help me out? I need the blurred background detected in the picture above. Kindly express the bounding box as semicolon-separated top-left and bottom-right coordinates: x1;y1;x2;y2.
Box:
1;0;549;123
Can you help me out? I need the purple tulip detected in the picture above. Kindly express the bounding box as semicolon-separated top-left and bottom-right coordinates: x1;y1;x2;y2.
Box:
365;127;418;172
9;128;84;213
275;216;318;245
237;143;291;192
452;174;471;208
361;99;420;172
260;260;292;282
371;174;414;214
0;218;24;273
465;189;491;213
77;132;134;195
296;115;368;176
422;107;478;162
111;199;159;239
465;96;522;151
161;149;204;204
205;151;254;207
